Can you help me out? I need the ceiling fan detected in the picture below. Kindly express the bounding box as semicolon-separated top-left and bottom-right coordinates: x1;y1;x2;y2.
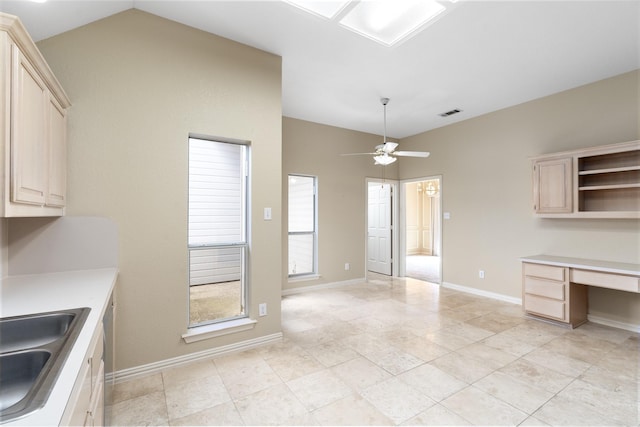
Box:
342;98;430;165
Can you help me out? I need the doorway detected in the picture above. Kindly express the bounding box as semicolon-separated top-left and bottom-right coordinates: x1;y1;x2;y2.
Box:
401;177;442;283
366;179;398;276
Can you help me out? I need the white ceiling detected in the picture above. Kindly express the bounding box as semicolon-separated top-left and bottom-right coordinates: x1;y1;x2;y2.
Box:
2;0;638;138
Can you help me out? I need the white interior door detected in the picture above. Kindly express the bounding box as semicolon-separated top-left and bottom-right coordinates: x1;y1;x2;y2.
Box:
368;182;392;275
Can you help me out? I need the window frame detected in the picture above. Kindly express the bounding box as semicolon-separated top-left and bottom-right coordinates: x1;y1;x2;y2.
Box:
288;174;318;278
187;135;250;329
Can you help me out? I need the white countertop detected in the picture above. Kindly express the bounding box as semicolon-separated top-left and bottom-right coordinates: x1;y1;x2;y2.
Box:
520;255;640;276
0;268;118;426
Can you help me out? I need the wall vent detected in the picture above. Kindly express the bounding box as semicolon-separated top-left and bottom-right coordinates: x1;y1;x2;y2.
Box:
439;108;462;117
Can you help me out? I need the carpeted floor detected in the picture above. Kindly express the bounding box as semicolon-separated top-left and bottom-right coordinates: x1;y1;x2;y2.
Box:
405;255;441;283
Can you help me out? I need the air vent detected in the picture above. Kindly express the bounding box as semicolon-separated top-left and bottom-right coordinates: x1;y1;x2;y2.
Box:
439;108;462;117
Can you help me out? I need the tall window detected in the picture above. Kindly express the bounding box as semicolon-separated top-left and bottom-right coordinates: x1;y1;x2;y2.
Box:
188;136;248;327
288;175;317;277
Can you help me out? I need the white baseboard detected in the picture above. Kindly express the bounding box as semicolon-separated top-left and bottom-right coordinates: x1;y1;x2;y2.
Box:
282;277;365;296
441;281;522;305
587;314;640;333
110;332;283;384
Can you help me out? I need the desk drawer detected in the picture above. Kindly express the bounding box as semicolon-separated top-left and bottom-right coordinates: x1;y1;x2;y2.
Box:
524;294;566;321
523;263;565;281
570;269;640;293
524;277;565;300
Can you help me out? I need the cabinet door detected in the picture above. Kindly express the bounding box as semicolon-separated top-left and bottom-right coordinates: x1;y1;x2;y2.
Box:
11;45;47;206
533;157;572;213
46;93;66;207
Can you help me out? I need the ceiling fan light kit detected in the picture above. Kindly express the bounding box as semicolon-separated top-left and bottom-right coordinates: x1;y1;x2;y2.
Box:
342;98;430;165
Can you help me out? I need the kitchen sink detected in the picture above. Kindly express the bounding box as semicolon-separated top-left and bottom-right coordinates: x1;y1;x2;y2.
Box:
0;308;90;423
0;312;75;353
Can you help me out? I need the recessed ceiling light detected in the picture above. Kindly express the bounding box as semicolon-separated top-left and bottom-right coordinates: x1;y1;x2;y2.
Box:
283;0;351;19
339;0;446;46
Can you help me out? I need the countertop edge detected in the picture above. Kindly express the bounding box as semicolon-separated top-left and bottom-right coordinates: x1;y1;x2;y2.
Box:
520;255;640;276
0;268;118;426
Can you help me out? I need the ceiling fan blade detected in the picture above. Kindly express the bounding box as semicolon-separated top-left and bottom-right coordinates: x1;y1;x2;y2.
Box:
382;142;399;153
340;152;378;156
393;151;430;158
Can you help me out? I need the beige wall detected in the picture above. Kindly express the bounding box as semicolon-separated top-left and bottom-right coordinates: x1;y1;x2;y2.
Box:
36;10;282;370
0;219;6;279
399;70;640;326
282;118;398;290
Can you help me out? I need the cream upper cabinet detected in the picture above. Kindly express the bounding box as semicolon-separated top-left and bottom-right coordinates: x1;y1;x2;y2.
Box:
533;157;572;214
1;13;71;217
531;140;640;219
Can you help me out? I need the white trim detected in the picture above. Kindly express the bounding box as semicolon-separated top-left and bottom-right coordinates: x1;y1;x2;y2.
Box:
288;273;321;283
587;314;640;333
282;277;365;296
441;281;522;305
110;332;283;384
182;318;257;343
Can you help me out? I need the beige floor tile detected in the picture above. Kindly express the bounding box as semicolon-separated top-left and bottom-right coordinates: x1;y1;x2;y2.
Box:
573;322;635;344
464;311;525;333
540;332;618;364
286;369;353;411
361;377;436;424
481;331;538;357
305;339;359;367
556;379;638;425
330;356;393;391
397;363;467;402
499;359;574;393
402;403;471;426
110;276;639;427
161;359;218;388
234;383;314;426
498;321;567;347
266;350;324;381
339;332;393;355
518;415;551;426
441;386;528;425
429;351;495;383
113;373;164;404
165;374;230;420
111;390;169;426
424;330;476;351
169;401;243;426
523;346;592;377
455;342;518;370
217;358;282;400
394;336;451;362
362;345;425;375
438;322;495;342
311;394;393;426
473;371;554;414
533;394;627;426
579;363;639;394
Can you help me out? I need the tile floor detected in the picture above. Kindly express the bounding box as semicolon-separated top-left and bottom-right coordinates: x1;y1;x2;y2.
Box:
110;276;639;426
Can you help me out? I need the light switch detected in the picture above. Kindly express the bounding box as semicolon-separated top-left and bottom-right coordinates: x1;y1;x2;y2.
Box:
444;212;451;220
264;207;272;220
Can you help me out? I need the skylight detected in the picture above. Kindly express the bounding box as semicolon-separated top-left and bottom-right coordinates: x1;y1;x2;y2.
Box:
339;0;446;47
283;0;453;47
284;0;351;19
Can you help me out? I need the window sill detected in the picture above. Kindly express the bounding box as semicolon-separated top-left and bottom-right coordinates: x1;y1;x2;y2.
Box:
182;318;257;344
288;274;321;283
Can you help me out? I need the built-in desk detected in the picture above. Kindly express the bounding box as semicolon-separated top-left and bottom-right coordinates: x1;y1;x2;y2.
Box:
520;255;640;328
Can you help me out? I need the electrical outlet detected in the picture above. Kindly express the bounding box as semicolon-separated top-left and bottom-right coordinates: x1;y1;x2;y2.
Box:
479;270;485;279
259;303;267;316
345;263;350;270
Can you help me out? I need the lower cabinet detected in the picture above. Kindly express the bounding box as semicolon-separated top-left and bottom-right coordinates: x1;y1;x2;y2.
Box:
522;262;588;327
62;323;105;426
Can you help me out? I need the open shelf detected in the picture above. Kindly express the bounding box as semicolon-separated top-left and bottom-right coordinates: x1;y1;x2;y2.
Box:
532;141;640;218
